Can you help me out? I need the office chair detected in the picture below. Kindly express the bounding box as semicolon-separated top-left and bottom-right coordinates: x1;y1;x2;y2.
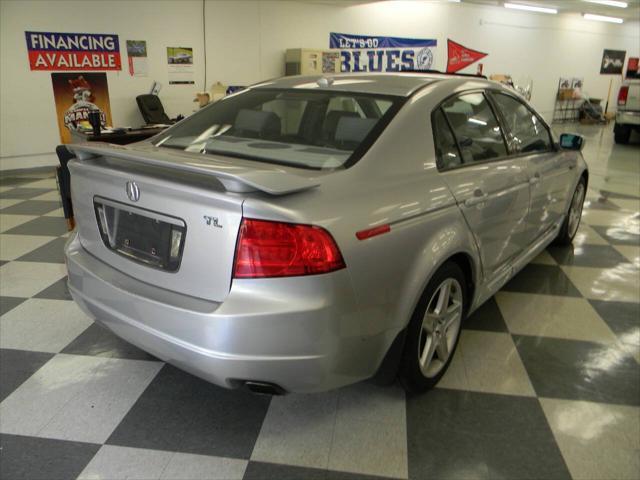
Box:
136;94;172;125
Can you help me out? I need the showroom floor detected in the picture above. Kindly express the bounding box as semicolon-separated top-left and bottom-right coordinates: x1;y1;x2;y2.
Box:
0;124;638;480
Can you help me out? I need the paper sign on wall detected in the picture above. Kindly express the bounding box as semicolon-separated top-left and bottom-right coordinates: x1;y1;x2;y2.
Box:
25;31;121;71
127;40;148;77
167;47;195;85
322;51;340;73
51;72;113;144
329;32;437;72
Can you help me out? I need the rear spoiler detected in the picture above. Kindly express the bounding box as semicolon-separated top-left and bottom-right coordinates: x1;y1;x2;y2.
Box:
67;142;321;195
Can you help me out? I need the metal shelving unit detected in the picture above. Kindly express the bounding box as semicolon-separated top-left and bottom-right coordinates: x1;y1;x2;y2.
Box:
552;97;583;124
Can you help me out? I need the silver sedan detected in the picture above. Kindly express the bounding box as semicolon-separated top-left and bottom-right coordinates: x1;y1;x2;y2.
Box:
65;73;587;394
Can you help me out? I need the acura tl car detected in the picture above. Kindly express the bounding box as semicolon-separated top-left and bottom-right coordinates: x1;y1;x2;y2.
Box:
65;73;587;394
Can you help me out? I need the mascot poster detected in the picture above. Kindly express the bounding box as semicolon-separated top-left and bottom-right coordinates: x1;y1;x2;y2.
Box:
50;72;113;143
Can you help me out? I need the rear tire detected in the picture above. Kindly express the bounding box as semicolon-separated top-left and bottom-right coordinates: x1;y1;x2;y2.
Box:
399;262;467;393
555;177;586;246
614;123;631;144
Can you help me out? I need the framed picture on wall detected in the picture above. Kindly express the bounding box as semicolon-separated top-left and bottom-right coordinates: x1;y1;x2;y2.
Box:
600;49;626;75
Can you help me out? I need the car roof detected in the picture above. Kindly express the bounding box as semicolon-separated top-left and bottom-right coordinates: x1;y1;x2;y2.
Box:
252;73;494;97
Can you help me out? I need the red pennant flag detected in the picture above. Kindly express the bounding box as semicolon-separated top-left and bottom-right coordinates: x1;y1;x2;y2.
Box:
446;39;488;73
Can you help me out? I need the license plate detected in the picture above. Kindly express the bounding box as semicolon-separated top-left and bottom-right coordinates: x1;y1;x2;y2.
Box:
94;198;186;271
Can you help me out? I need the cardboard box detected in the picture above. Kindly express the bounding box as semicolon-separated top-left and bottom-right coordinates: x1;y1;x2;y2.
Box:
558;89;575;100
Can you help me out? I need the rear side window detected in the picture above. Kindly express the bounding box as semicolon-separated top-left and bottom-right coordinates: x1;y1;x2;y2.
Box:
432;109;462;170
441;93;508;164
491;93;552;154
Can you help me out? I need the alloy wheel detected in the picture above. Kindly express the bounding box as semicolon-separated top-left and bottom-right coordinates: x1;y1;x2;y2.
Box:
418;278;463;378
568;182;585;239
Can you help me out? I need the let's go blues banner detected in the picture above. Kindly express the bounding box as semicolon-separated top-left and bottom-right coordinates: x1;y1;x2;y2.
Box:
25;31;121;71
329;32;437;73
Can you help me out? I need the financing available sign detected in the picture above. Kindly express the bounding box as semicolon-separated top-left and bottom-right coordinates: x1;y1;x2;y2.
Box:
329;32;437;73
25;31;121;71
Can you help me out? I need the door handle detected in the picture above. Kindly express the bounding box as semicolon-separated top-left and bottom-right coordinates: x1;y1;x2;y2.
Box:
465;189;489;207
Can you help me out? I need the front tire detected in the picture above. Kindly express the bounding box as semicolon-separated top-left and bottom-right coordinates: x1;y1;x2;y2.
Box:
399;262;467;393
555;178;586;246
614;123;631;144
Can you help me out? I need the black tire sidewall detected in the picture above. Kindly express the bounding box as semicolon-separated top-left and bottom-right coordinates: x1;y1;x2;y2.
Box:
399;261;467;393
614;124;631;144
555;177;586;246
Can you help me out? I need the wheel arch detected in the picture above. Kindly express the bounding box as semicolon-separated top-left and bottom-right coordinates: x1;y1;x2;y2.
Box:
581;168;589;190
396;222;481;332
447;251;476;314
373;249;478;385
401;240;481;330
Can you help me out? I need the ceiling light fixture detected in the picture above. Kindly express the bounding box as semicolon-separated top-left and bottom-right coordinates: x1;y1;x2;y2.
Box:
504;3;558;14
583;12;624;23
583;0;628;8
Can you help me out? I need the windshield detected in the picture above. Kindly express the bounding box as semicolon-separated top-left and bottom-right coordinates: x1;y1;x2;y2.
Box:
153;88;404;170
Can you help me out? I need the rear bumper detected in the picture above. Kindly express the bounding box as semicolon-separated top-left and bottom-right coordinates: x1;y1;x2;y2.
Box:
65;233;397;393
616;110;640;127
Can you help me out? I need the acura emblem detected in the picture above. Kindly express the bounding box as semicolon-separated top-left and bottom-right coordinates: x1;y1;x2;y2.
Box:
126;181;140;202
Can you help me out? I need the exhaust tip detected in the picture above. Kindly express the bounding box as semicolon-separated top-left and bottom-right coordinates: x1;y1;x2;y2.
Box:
244;381;286;396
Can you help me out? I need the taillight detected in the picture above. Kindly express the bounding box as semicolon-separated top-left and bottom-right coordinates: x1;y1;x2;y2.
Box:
233;218;345;278
618;86;629;106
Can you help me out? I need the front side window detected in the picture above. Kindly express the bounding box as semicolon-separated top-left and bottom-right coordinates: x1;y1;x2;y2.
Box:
440;93;508;163
153;89;401;170
491;93;552;154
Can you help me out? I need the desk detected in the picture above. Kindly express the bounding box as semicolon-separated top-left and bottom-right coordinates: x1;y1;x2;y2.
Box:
70;126;167;145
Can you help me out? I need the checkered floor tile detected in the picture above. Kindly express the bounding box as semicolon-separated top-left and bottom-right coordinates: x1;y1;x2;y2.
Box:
1;140;639;480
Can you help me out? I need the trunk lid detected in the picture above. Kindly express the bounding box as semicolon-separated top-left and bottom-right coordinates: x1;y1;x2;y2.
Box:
67;143;321;302
68;142;322;194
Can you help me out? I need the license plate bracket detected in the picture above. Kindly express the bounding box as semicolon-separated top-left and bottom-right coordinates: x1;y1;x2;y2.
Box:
94;197;186;272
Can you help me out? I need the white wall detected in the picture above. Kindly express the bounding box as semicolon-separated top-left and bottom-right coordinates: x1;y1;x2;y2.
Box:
0;0;206;170
2;0;639;171
205;1;640;117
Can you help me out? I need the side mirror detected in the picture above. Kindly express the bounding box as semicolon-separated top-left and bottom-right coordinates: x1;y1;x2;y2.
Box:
559;133;585;151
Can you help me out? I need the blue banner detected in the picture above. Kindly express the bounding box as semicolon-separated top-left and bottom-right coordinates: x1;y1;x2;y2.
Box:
329;32;437;73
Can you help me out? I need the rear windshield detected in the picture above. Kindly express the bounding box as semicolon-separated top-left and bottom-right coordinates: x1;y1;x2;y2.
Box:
153;88;404;170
